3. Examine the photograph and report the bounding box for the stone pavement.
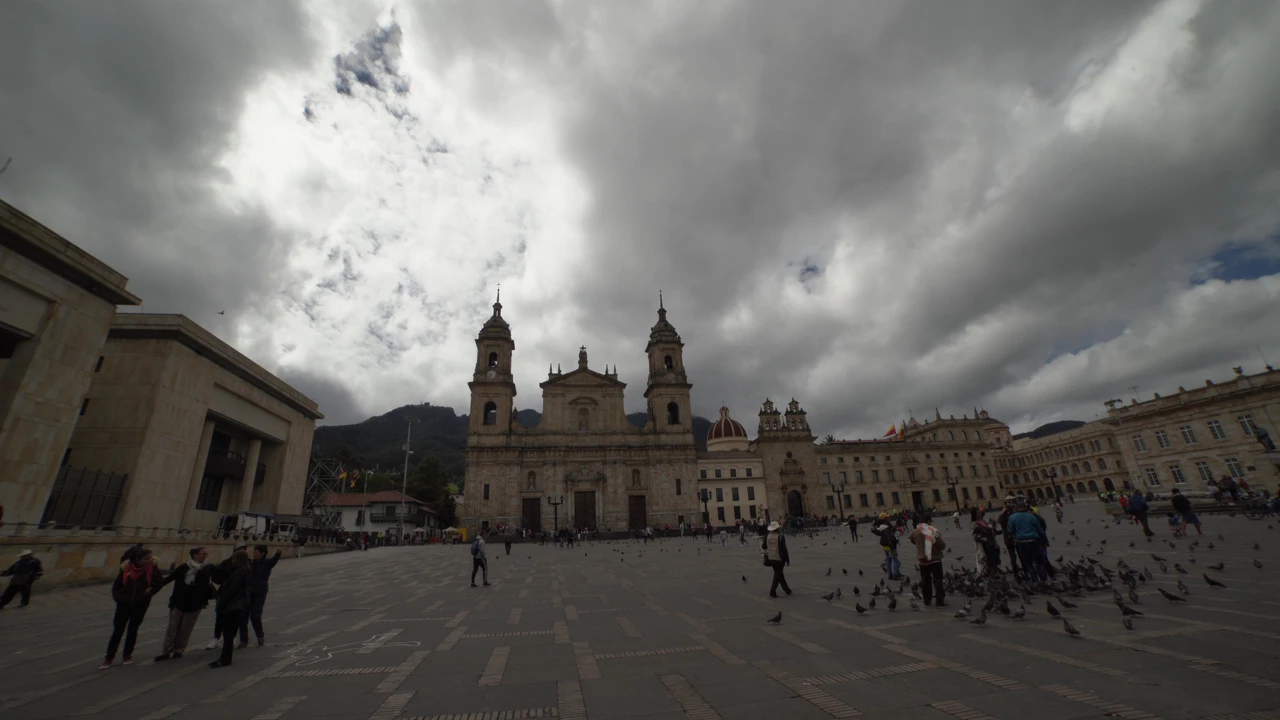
[2,505,1279,720]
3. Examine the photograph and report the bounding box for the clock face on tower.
[486,370,498,379]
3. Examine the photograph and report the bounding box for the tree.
[405,454,456,526]
[821,434,837,445]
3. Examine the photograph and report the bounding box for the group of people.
[99,543,281,670]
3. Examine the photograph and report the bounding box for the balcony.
[204,449,246,480]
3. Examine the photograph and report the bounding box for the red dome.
[707,406,748,442]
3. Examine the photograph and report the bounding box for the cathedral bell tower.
[643,294,692,433]
[468,291,517,433]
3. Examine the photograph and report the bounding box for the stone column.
[237,438,263,512]
[181,419,217,529]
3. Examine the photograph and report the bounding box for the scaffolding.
[305,458,344,528]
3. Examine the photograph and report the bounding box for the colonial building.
[1001,421,1133,500]
[317,490,436,534]
[696,407,766,525]
[462,297,702,534]
[1099,367,1280,491]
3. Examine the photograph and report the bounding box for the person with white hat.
[760,521,792,597]
[1,550,43,609]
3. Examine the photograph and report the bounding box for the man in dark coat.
[101,549,165,668]
[239,545,282,647]
[153,547,214,660]
[1,550,43,609]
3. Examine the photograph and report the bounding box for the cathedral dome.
[707,406,750,451]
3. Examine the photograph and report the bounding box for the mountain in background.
[1011,419,1086,441]
[312,404,715,480]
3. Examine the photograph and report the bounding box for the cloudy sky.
[3,0,1279,439]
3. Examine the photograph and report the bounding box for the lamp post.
[824,476,847,519]
[1044,468,1063,502]
[400,418,418,540]
[699,489,711,527]
[547,495,564,533]
[946,476,960,513]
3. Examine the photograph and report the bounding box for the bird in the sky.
[767,612,782,624]
[217,310,225,315]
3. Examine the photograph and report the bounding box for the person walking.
[100,548,164,669]
[719,529,728,549]
[873,513,902,580]
[0,550,43,609]
[1127,489,1155,539]
[847,517,858,542]
[209,549,251,668]
[239,545,282,648]
[153,547,214,661]
[470,535,490,587]
[205,543,247,650]
[1170,489,1202,535]
[761,521,792,597]
[1006,499,1049,582]
[909,514,947,607]
[995,497,1020,575]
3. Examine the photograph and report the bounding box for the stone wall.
[0,525,343,590]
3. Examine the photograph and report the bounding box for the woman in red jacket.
[100,548,165,669]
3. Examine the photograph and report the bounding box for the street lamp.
[1044,468,1063,502]
[824,476,847,519]
[547,495,564,533]
[699,489,711,527]
[946,476,960,513]
[400,418,419,540]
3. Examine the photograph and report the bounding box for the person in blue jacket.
[1127,489,1154,539]
[1005,499,1049,581]
[238,545,282,647]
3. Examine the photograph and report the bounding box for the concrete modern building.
[1100,367,1280,491]
[61,314,323,530]
[317,491,436,535]
[0,200,141,525]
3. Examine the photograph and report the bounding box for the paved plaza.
[3,504,1280,720]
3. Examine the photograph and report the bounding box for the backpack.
[470,540,481,556]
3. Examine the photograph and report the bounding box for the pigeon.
[1123,616,1134,631]
[970,611,988,627]
[742,575,747,583]
[1058,597,1078,610]
[853,586,861,596]
[954,607,969,619]
[869,598,877,610]
[888,595,898,611]
[1218,534,1225,541]
[1128,589,1140,604]
[1174,564,1188,574]
[858,569,864,576]
[1063,618,1081,637]
[767,612,782,624]
[1204,574,1226,588]
[822,592,835,602]
[842,568,848,575]
[826,568,832,576]
[1158,588,1186,602]
[1254,543,1262,551]
[1207,543,1216,550]
[836,588,843,599]
[1207,563,1225,571]
[1010,606,1026,620]
[1046,601,1063,618]
[1113,588,1124,603]
[1116,601,1144,617]
[855,603,868,615]
[1177,579,1190,594]
[910,598,921,611]
[1152,554,1167,562]
[1254,559,1263,570]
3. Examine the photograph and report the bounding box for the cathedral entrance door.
[522,497,542,533]
[573,490,597,531]
[628,495,647,531]
[786,490,804,519]
[911,491,924,511]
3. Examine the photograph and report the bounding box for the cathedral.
[461,295,1016,536]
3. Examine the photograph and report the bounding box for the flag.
[882,423,896,438]
[349,478,356,489]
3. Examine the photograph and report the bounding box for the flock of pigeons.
[762,519,1266,636]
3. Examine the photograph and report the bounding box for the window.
[1133,434,1147,451]
[927,467,936,479]
[1207,420,1226,440]
[891,492,900,505]
[875,492,885,506]
[676,478,682,495]
[716,507,725,522]
[907,468,917,482]
[1239,414,1257,435]
[970,465,978,477]
[871,470,880,483]
[989,485,997,498]
[961,487,970,500]
[729,468,737,478]
[94,355,105,372]
[483,483,490,500]
[976,486,984,499]
[747,487,756,501]
[1225,458,1245,478]
[942,467,950,479]
[837,457,845,464]
[984,465,991,476]
[948,431,954,440]
[956,466,964,478]
[855,471,864,483]
[746,468,753,477]
[666,402,680,425]
[355,510,365,526]
[1144,468,1160,486]
[749,505,757,518]
[1071,463,1080,475]
[678,515,686,525]
[843,494,852,508]
[887,469,895,482]
[859,493,869,507]
[79,399,89,416]
[483,401,497,425]
[715,468,722,478]
[664,354,674,369]
[962,431,968,440]
[733,505,742,520]
[823,472,830,484]
[1195,461,1213,483]
[1098,458,1108,470]
[932,489,942,502]
[715,488,724,502]
[1169,465,1186,484]
[1082,461,1091,472]
[700,469,707,479]
[488,351,499,368]
[821,457,828,464]
[826,495,836,509]
[196,475,223,512]
[1180,425,1197,444]
[1155,430,1171,449]
[839,471,847,483]
[731,487,740,501]
[947,488,956,500]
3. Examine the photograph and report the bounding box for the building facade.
[696,407,766,525]
[1001,421,1134,500]
[1100,367,1280,491]
[317,490,436,534]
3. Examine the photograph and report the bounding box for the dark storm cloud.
[0,1,318,325]
[276,367,362,426]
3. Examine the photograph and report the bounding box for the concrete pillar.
[181,419,217,529]
[237,438,262,512]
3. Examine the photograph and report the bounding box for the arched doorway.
[1087,480,1098,492]
[787,490,804,518]
[1034,487,1044,499]
[1122,480,1132,490]
[1103,477,1115,491]
[1076,482,1086,493]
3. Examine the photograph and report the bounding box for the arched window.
[578,407,590,431]
[526,471,536,490]
[1035,487,1045,499]
[1071,463,1080,475]
[1097,458,1108,470]
[1060,464,1069,477]
[667,402,680,425]
[632,469,642,488]
[1082,461,1092,473]
[961,431,968,440]
[1076,482,1086,493]
[1086,479,1098,492]
[948,431,954,441]
[483,401,497,425]
[1022,472,1029,483]
[664,354,674,370]
[1103,477,1115,491]
[488,351,498,368]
